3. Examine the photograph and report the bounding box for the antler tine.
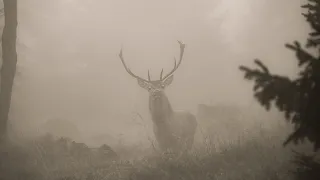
[119,48,149,82]
[148,70,151,81]
[160,69,164,80]
[161,40,185,80]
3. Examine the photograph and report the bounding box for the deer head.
[119,40,185,119]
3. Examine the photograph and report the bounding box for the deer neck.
[149,92,173,124]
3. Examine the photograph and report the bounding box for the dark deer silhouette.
[118,41,197,153]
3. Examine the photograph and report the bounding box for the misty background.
[7,0,309,146]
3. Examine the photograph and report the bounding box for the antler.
[119,49,150,82]
[160,40,186,80]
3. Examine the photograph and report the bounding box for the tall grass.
[1,113,319,180]
[1,121,318,180]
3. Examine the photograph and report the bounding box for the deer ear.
[163,75,174,87]
[137,79,149,90]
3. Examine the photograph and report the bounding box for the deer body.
[118,41,197,152]
[148,90,197,151]
[152,110,197,151]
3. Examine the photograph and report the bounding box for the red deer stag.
[118,41,197,153]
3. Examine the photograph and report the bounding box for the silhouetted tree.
[0,0,17,143]
[291,150,320,180]
[239,0,320,151]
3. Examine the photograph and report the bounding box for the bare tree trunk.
[0,0,17,143]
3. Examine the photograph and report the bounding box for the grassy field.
[0,122,319,180]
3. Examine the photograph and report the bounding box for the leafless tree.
[0,0,17,143]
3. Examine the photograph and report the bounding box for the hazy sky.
[8,0,309,139]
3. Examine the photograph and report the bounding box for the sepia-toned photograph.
[0,0,319,179]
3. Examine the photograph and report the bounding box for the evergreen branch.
[285,41,318,66]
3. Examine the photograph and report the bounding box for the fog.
[8,0,308,145]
